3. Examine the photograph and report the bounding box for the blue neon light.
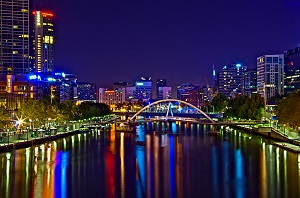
[236,64,242,67]
[29,75,37,80]
[47,77,56,82]
[136,82,144,86]
[62,73,66,78]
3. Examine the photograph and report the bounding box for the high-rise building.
[32,11,54,72]
[157,86,172,100]
[77,82,96,102]
[217,63,247,98]
[134,77,152,100]
[156,79,166,99]
[242,68,257,96]
[257,54,284,101]
[0,0,31,74]
[177,83,204,107]
[284,47,300,95]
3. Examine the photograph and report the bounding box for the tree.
[277,90,300,129]
[225,94,264,120]
[0,105,10,130]
[211,93,228,112]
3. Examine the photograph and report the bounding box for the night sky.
[35,0,300,88]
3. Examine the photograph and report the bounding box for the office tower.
[77,82,96,102]
[284,47,300,95]
[217,63,247,98]
[98,88,126,106]
[257,54,284,101]
[0,0,31,74]
[156,79,166,99]
[32,11,54,72]
[157,86,172,100]
[134,77,152,100]
[177,83,204,107]
[242,68,257,96]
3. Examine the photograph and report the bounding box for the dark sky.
[35,0,300,88]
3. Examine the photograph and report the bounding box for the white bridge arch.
[129,99,215,123]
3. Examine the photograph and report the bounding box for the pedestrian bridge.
[129,99,216,123]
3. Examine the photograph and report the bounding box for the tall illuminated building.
[217,63,247,98]
[0,0,31,74]
[32,11,54,72]
[284,47,300,95]
[257,54,284,101]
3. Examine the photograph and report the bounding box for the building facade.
[177,83,204,107]
[257,54,284,101]
[98,88,126,106]
[32,11,54,73]
[77,82,96,102]
[284,47,300,95]
[134,77,152,100]
[242,68,257,96]
[217,63,248,98]
[0,0,31,74]
[157,86,172,100]
[156,79,166,99]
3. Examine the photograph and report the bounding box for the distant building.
[217,63,247,98]
[242,68,257,96]
[177,83,204,107]
[257,54,284,101]
[284,47,300,95]
[113,81,128,90]
[157,86,172,100]
[156,79,166,99]
[0,0,31,74]
[77,82,96,102]
[32,11,54,73]
[134,77,152,100]
[98,88,126,106]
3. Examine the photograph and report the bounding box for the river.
[0,122,300,198]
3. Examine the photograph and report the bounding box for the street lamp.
[283,124,286,135]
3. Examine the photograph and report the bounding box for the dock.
[273,142,300,153]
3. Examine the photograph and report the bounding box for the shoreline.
[0,130,88,153]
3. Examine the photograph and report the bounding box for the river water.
[0,122,300,198]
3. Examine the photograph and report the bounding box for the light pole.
[284,124,286,135]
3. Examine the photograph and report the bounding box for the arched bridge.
[129,99,216,123]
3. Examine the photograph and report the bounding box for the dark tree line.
[211,93,265,120]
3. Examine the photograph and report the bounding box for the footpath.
[0,129,87,153]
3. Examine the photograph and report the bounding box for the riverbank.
[232,125,300,146]
[0,130,88,153]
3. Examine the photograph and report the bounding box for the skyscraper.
[134,77,152,100]
[217,63,247,98]
[0,0,31,74]
[284,47,300,95]
[156,79,166,99]
[32,11,54,72]
[257,54,284,101]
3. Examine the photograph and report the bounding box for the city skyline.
[36,0,300,88]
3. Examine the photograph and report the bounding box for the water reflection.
[0,123,300,197]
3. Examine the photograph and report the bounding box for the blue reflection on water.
[55,151,69,198]
[136,146,146,197]
[172,122,177,133]
[212,146,219,198]
[136,125,146,142]
[235,149,244,198]
[169,135,175,198]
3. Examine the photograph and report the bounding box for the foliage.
[277,90,300,128]
[225,94,264,120]
[76,102,111,120]
[0,105,10,130]
[211,93,228,112]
